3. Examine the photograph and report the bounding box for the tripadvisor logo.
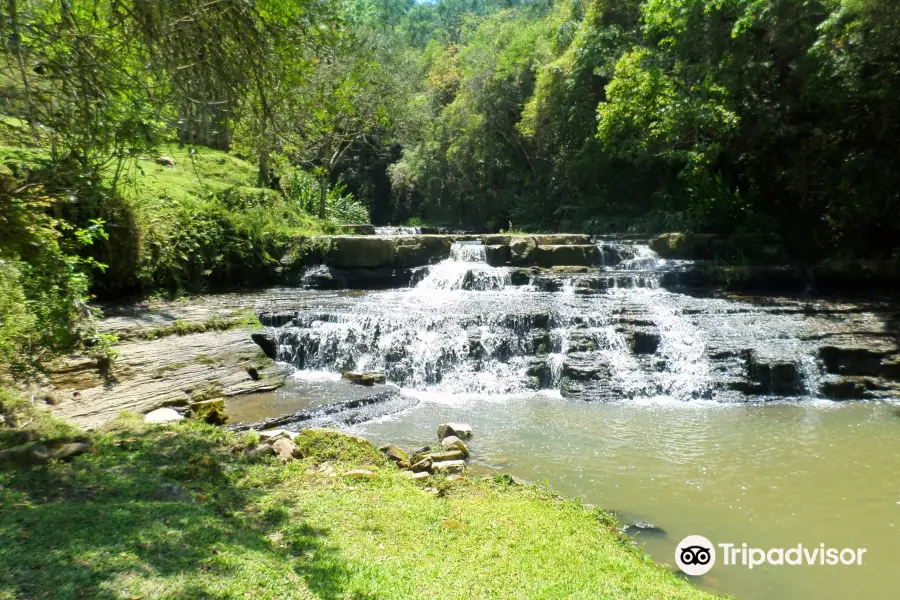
[675,535,867,576]
[676,535,716,576]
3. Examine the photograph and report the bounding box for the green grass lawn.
[0,419,718,600]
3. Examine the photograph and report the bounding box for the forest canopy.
[4,0,899,253]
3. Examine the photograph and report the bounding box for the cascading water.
[260,237,854,401]
[416,241,510,291]
[266,239,818,401]
[374,226,423,235]
[243,237,900,600]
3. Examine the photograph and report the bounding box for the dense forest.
[2,0,900,369]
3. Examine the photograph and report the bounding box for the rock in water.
[426,450,465,462]
[144,408,184,423]
[190,398,228,425]
[432,460,466,474]
[623,521,667,538]
[326,236,398,268]
[742,350,804,395]
[251,332,278,360]
[630,331,661,355]
[440,436,469,457]
[437,423,473,440]
[410,457,433,472]
[341,371,387,386]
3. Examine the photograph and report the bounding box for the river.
[228,238,900,599]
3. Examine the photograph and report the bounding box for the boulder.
[509,237,538,265]
[440,436,469,458]
[623,521,667,538]
[742,350,804,395]
[326,236,397,268]
[437,423,473,440]
[247,443,276,461]
[426,450,466,462]
[250,332,278,360]
[272,437,303,462]
[629,331,661,355]
[341,371,387,386]
[535,245,598,267]
[410,457,433,472]
[259,428,298,441]
[344,469,376,479]
[509,268,532,286]
[394,236,453,267]
[482,235,513,246]
[409,447,432,464]
[431,459,465,474]
[379,444,409,463]
[144,408,184,423]
[818,346,893,378]
[190,398,228,425]
[484,244,510,267]
[526,358,552,389]
[406,470,430,480]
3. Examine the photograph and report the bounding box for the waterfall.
[416,241,510,291]
[265,239,824,402]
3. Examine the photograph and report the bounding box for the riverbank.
[0,412,717,600]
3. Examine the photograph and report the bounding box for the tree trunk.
[257,148,269,187]
[318,171,328,220]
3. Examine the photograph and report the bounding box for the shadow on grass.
[0,424,365,600]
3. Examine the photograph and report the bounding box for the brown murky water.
[233,239,900,599]
[230,384,900,599]
[353,394,900,600]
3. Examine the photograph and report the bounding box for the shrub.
[0,162,107,373]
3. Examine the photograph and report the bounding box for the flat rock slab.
[48,329,289,430]
[231,390,416,432]
[35,291,328,430]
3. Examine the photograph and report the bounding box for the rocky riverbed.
[31,235,900,431]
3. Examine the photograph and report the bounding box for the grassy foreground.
[0,416,716,600]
